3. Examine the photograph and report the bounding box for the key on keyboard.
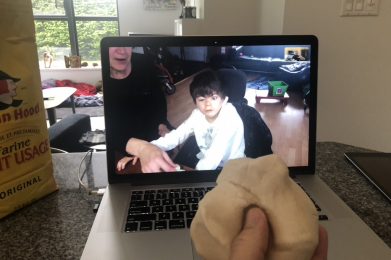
[296,181,329,221]
[125,186,213,232]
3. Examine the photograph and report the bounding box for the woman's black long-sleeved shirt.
[104,53,169,156]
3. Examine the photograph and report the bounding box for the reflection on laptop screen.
[101,36,317,181]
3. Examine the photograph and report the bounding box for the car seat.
[217,68,273,158]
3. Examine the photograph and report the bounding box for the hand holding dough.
[190,155,319,260]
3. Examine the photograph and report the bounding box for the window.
[32,0,119,68]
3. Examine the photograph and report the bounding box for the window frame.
[33,0,119,59]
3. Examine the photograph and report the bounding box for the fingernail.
[245,207,263,226]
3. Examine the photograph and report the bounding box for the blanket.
[42,79,103,107]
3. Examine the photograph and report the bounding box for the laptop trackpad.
[90,230,194,259]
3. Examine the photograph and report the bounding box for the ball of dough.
[190,155,319,260]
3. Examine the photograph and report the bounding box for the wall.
[118,0,260,36]
[282,0,391,152]
[118,0,181,35]
[40,68,101,85]
[177,0,260,35]
[258,0,285,34]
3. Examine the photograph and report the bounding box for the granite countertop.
[316,142,390,247]
[0,142,390,259]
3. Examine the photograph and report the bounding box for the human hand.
[138,143,177,173]
[230,207,269,260]
[230,207,328,260]
[158,124,170,137]
[126,138,176,173]
[116,156,138,171]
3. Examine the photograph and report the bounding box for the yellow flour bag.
[0,0,58,218]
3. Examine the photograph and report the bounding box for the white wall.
[282,0,391,152]
[118,0,182,35]
[258,0,285,34]
[40,68,101,85]
[118,0,260,36]
[177,0,260,35]
[199,0,259,35]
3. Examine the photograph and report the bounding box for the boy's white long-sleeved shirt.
[151,102,245,170]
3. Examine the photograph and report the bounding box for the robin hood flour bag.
[0,0,58,218]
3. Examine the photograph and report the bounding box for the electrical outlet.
[341,0,380,16]
[341,0,355,16]
[355,0,364,10]
[364,0,380,15]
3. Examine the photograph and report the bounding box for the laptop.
[345,152,391,201]
[81,35,391,259]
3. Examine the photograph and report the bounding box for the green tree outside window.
[32,0,119,68]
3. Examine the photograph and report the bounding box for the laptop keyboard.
[125,187,214,232]
[125,183,328,233]
[296,181,329,221]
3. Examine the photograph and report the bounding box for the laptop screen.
[101,35,318,184]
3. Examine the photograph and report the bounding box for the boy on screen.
[126,69,245,172]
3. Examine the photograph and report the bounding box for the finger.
[132,156,138,165]
[153,157,175,172]
[116,162,123,171]
[312,225,328,260]
[141,164,153,173]
[141,157,164,173]
[119,162,125,171]
[162,152,176,168]
[143,155,175,173]
[117,158,125,171]
[143,152,175,173]
[230,207,269,260]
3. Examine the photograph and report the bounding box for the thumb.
[162,151,176,168]
[230,207,269,260]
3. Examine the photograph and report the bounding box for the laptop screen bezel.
[100,35,318,185]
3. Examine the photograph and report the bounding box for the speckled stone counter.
[0,152,102,260]
[316,142,390,247]
[0,142,390,259]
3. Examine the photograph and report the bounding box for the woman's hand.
[126,138,176,173]
[116,156,138,171]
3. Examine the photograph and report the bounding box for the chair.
[48,114,91,153]
[217,68,273,158]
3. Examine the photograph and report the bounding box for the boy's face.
[195,93,226,123]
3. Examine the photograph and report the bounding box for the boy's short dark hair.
[189,69,226,102]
